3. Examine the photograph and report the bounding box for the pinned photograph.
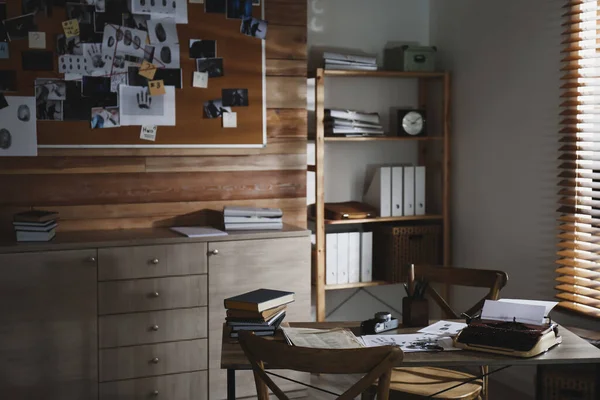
[57,34,82,55]
[58,54,90,74]
[3,13,37,41]
[95,0,106,12]
[204,99,231,119]
[91,106,120,128]
[82,76,111,97]
[148,18,178,44]
[119,85,176,126]
[0,42,8,59]
[222,88,248,107]
[226,0,252,19]
[22,0,47,15]
[189,39,216,59]
[66,3,94,25]
[154,44,180,68]
[132,0,177,16]
[122,13,149,32]
[35,83,63,121]
[196,57,223,78]
[205,0,226,14]
[241,16,267,39]
[35,79,67,101]
[0,70,17,92]
[83,43,109,74]
[101,24,147,64]
[127,66,182,89]
[0,96,37,156]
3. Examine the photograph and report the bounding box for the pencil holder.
[402,297,429,327]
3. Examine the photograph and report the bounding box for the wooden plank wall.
[0,0,307,236]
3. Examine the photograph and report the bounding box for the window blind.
[558,0,600,318]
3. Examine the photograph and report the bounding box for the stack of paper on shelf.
[223,206,283,231]
[325,109,384,137]
[224,288,294,339]
[323,51,378,71]
[13,210,59,242]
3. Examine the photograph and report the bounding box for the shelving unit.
[311,68,451,322]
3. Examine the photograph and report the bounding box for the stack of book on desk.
[325,109,384,137]
[224,206,283,231]
[323,51,378,71]
[225,289,294,339]
[13,210,59,242]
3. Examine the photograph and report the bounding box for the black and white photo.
[66,3,94,24]
[241,16,267,39]
[132,0,177,16]
[147,19,178,45]
[222,88,248,107]
[226,0,251,19]
[205,0,226,14]
[35,83,63,121]
[122,13,149,32]
[95,0,106,12]
[0,96,37,156]
[204,99,231,119]
[189,39,216,59]
[101,24,147,67]
[22,0,47,14]
[0,70,17,92]
[3,13,36,41]
[154,44,180,68]
[35,79,66,101]
[119,85,176,126]
[82,76,111,97]
[83,43,108,73]
[58,54,89,74]
[91,106,120,128]
[196,57,223,78]
[57,34,82,55]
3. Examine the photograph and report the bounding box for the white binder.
[348,232,361,283]
[363,166,391,217]
[337,233,349,284]
[391,166,404,217]
[403,166,415,216]
[326,233,338,285]
[360,231,373,282]
[415,166,426,215]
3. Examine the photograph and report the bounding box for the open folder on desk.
[280,327,364,349]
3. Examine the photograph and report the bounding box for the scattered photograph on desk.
[3,13,37,41]
[204,99,231,119]
[57,34,83,55]
[0,71,17,92]
[189,39,216,59]
[222,88,248,107]
[205,0,226,14]
[240,16,267,39]
[226,0,252,19]
[91,106,120,129]
[35,79,66,101]
[66,3,94,25]
[196,57,223,78]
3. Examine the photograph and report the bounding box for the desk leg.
[227,369,236,400]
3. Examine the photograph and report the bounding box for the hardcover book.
[224,288,294,312]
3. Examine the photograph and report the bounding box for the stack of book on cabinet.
[225,289,294,339]
[323,51,377,71]
[223,206,283,231]
[325,109,384,137]
[13,210,59,242]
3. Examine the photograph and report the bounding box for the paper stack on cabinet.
[323,51,378,71]
[325,231,373,284]
[13,210,59,242]
[325,109,384,137]
[224,206,283,231]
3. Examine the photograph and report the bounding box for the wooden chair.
[373,265,509,400]
[238,330,404,400]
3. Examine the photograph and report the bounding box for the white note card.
[223,112,237,128]
[28,32,46,49]
[481,299,546,326]
[193,71,208,88]
[140,125,158,141]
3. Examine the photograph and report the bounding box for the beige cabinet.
[0,249,98,400]
[208,236,311,400]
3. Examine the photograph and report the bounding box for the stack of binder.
[363,165,426,217]
[224,289,294,338]
[326,232,372,285]
[223,206,283,231]
[325,109,384,137]
[323,51,378,71]
[13,210,59,242]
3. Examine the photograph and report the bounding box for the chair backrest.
[412,264,509,319]
[238,330,403,400]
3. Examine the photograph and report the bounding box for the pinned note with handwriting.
[148,80,165,96]
[28,32,46,49]
[139,60,157,80]
[62,19,80,38]
[140,126,158,141]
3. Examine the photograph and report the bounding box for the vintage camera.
[360,312,399,335]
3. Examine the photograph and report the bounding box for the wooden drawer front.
[98,243,207,281]
[99,307,207,348]
[99,276,207,315]
[99,339,207,382]
[99,371,207,400]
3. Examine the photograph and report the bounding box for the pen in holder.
[402,271,429,327]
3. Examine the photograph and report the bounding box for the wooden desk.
[220,321,600,400]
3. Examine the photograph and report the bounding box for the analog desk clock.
[397,109,426,137]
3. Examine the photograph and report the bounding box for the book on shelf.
[325,118,383,130]
[13,221,58,232]
[323,51,377,65]
[226,304,287,320]
[223,206,283,218]
[13,210,59,223]
[324,63,378,71]
[224,215,283,224]
[229,312,286,332]
[227,309,287,327]
[327,127,385,135]
[325,109,380,125]
[225,221,283,231]
[229,329,277,338]
[224,288,295,312]
[16,229,56,242]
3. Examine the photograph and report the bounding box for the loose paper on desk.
[498,299,559,317]
[418,320,467,337]
[360,334,459,352]
[481,299,546,326]
[281,327,364,349]
[170,226,228,238]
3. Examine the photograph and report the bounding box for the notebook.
[224,288,295,312]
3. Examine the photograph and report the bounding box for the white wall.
[307,0,430,321]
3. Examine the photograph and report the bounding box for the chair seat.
[388,367,482,400]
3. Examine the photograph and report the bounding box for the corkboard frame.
[6,1,267,149]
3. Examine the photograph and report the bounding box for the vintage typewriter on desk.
[454,317,562,358]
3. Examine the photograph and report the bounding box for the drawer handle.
[151,258,159,265]
[88,257,97,263]
[152,390,159,396]
[150,292,160,298]
[209,249,219,256]
[150,324,159,332]
[150,357,160,364]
